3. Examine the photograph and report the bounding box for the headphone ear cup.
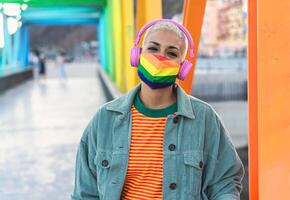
[130,47,142,67]
[178,60,192,80]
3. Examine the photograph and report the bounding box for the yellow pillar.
[136,0,162,32]
[132,0,162,87]
[248,0,290,199]
[111,0,125,91]
[122,0,135,91]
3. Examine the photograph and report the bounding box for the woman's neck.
[139,82,176,109]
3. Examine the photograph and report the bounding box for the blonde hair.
[142,21,189,59]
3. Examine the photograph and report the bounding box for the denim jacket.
[71,84,244,200]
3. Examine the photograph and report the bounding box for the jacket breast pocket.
[94,151,113,195]
[183,151,204,198]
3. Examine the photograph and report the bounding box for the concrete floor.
[0,62,106,200]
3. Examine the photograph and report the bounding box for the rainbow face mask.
[137,53,180,89]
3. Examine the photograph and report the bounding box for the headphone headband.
[134,19,194,59]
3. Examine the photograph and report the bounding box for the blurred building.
[199,0,220,57]
[199,0,247,58]
[218,0,247,57]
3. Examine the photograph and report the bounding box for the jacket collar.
[106,83,195,119]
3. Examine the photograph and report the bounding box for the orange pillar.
[178,0,207,94]
[248,0,290,199]
[248,0,259,199]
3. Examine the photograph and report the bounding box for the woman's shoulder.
[187,94,216,115]
[87,93,130,124]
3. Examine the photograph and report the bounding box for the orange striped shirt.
[121,105,167,200]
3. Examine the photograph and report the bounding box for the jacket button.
[199,161,203,169]
[173,116,179,124]
[169,183,177,190]
[102,160,109,167]
[168,144,176,151]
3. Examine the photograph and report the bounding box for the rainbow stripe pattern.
[137,53,180,89]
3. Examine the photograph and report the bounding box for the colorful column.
[101,0,114,79]
[111,0,125,91]
[98,15,106,71]
[248,0,258,198]
[121,0,135,91]
[178,0,207,94]
[1,14,12,75]
[13,28,21,71]
[248,0,290,199]
[22,25,30,68]
[133,0,162,88]
[135,0,162,32]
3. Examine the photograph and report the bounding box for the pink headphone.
[130,19,195,80]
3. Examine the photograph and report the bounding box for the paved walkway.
[0,62,106,200]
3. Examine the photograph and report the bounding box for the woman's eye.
[148,47,158,51]
[167,52,178,58]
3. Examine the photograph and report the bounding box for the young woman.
[72,19,244,200]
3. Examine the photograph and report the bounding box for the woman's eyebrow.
[149,41,160,46]
[168,46,180,51]
[149,41,179,51]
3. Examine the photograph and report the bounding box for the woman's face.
[142,29,184,64]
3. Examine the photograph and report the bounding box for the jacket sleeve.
[71,119,99,200]
[208,144,244,200]
[205,107,245,200]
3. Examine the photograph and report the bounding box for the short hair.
[142,21,189,59]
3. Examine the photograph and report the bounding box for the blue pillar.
[18,25,29,68]
[98,12,106,70]
[23,25,30,67]
[1,15,9,75]
[5,18,13,71]
[13,28,21,72]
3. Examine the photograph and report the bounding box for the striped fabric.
[139,53,180,76]
[137,53,179,89]
[121,105,167,200]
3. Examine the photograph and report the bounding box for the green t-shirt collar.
[134,93,177,118]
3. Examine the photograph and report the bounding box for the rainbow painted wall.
[0,0,166,92]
